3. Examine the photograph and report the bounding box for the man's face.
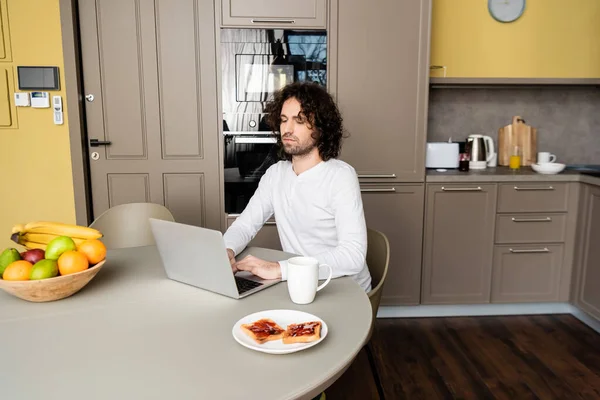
[280,97,317,157]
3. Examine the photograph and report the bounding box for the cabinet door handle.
[509,248,550,253]
[513,186,554,191]
[251,19,295,24]
[357,174,397,178]
[360,188,396,193]
[441,186,482,192]
[511,217,552,222]
[234,137,277,144]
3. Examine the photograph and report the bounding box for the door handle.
[90,139,112,147]
[511,217,552,222]
[360,188,396,193]
[251,19,295,24]
[509,248,550,253]
[441,186,482,191]
[357,174,397,178]
[513,186,554,191]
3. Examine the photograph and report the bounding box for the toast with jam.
[241,318,285,344]
[282,321,322,344]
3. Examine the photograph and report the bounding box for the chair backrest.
[89,203,176,249]
[366,228,390,322]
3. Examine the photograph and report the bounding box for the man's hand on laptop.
[227,248,237,274]
[234,255,282,280]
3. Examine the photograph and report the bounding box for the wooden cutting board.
[498,116,537,166]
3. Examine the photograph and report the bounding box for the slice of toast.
[241,318,285,344]
[282,321,322,344]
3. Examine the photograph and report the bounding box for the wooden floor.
[326,314,600,400]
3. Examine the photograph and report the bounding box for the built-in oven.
[221,28,328,214]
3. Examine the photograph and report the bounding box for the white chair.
[89,203,175,249]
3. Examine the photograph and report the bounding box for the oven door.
[223,135,279,214]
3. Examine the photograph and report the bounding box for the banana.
[11,224,25,234]
[20,221,102,240]
[19,240,47,251]
[10,221,103,251]
[20,233,86,247]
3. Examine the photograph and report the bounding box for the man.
[223,82,372,292]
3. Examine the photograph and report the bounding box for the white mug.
[286,256,333,305]
[538,152,557,164]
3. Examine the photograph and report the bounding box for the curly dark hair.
[264,82,345,161]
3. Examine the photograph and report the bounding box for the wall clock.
[488,0,526,23]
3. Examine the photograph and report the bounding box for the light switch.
[31,91,50,108]
[14,92,30,107]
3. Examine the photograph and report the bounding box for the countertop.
[426,166,600,186]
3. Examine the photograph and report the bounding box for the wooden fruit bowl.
[0,260,106,302]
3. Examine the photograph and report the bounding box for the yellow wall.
[430,0,600,78]
[0,0,75,250]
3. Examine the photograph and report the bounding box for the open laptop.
[149,218,296,299]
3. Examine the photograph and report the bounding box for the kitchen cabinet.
[332,0,431,183]
[497,183,569,213]
[226,216,282,252]
[429,0,600,79]
[421,184,497,304]
[0,0,12,61]
[361,184,424,305]
[220,0,327,28]
[574,184,600,321]
[491,244,564,303]
[492,182,576,303]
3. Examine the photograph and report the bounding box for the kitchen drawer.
[491,244,563,303]
[497,183,569,213]
[495,213,567,244]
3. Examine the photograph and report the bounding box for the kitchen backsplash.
[427,87,600,165]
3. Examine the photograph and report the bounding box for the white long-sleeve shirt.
[223,159,372,292]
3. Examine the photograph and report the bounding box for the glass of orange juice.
[509,146,521,170]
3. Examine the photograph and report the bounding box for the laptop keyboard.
[235,276,263,294]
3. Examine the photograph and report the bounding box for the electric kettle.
[466,134,496,170]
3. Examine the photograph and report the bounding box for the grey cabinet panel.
[334,0,430,182]
[361,184,424,305]
[497,183,569,213]
[492,244,563,303]
[163,173,206,227]
[221,0,327,28]
[495,213,567,244]
[156,0,205,159]
[422,184,497,304]
[107,173,150,207]
[226,217,282,251]
[578,185,600,320]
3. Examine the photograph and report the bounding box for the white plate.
[232,309,328,355]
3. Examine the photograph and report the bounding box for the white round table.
[0,245,372,400]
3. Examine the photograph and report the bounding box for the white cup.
[538,152,557,164]
[286,256,333,305]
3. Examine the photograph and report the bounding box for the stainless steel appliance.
[221,28,328,213]
[466,134,496,170]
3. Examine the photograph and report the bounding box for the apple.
[21,249,45,264]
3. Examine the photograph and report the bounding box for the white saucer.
[232,309,328,355]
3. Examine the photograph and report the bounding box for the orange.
[77,239,107,264]
[57,251,89,276]
[3,260,33,281]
